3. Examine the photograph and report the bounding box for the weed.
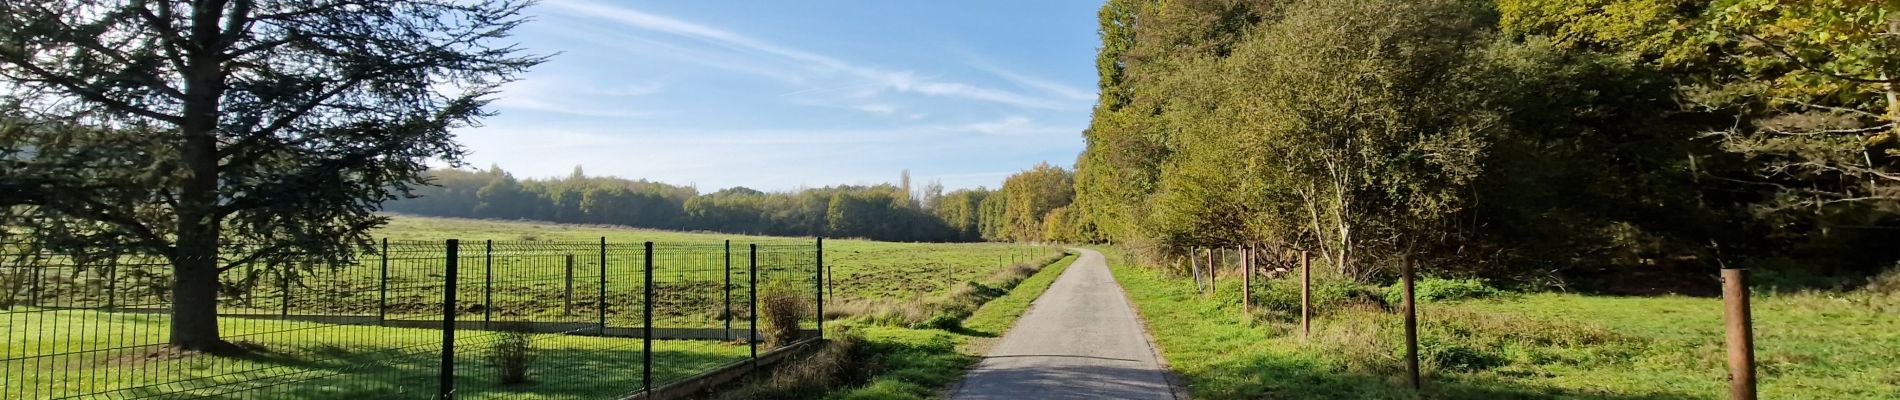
[489,324,536,385]
[760,279,810,347]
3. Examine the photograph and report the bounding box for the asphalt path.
[951,248,1175,400]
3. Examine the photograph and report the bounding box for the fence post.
[749,243,759,367]
[1402,255,1420,390]
[281,266,292,317]
[1723,268,1757,400]
[1189,246,1202,291]
[29,265,42,306]
[724,240,732,341]
[483,240,493,328]
[440,239,460,399]
[816,237,825,340]
[643,242,654,393]
[564,254,575,316]
[105,258,118,310]
[1301,250,1311,340]
[599,237,608,335]
[379,238,389,323]
[1209,247,1217,295]
[1243,246,1252,313]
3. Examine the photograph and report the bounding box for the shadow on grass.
[117,339,745,400]
[1188,351,1704,400]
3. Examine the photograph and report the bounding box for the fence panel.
[1,238,822,399]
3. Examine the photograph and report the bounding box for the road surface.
[951,248,1176,400]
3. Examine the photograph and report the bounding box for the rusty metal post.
[1301,250,1311,339]
[1402,256,1419,390]
[1723,268,1757,400]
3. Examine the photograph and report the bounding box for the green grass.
[1101,248,1900,399]
[5,216,1068,399]
[377,215,1066,304]
[791,253,1080,400]
[4,308,746,399]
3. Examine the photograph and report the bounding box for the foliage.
[1079,0,1900,288]
[0,0,542,350]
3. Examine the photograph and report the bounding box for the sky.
[458,0,1104,192]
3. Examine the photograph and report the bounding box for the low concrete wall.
[620,337,824,400]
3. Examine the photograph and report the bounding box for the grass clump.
[1381,277,1502,305]
[488,326,537,385]
[760,279,811,348]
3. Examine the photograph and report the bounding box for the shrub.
[760,279,810,347]
[1383,278,1502,305]
[489,327,536,385]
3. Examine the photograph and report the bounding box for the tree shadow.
[116,336,747,400]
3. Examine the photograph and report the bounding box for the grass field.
[377,215,1064,304]
[1101,248,1900,399]
[2,216,1065,399]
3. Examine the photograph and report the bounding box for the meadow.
[1100,248,1900,399]
[1,215,1062,399]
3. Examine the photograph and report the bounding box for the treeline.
[1069,0,1900,290]
[384,165,1082,243]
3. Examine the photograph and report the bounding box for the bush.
[489,327,536,385]
[1383,278,1502,305]
[760,279,811,347]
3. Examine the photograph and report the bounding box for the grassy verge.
[717,252,1080,400]
[1102,248,1900,399]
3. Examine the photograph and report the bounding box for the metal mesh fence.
[0,238,823,399]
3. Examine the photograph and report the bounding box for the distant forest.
[383,163,1086,243]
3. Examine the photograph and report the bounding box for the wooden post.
[1402,256,1420,390]
[1189,246,1202,291]
[1300,250,1311,339]
[1243,246,1253,313]
[563,254,575,316]
[1207,247,1216,295]
[1723,268,1757,400]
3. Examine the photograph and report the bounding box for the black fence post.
[816,237,824,340]
[29,265,41,306]
[440,239,460,399]
[105,259,118,310]
[379,238,389,323]
[281,266,292,317]
[483,239,493,328]
[724,240,732,341]
[749,243,759,366]
[599,237,608,334]
[643,241,654,393]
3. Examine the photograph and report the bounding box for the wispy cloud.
[490,78,665,118]
[541,0,1077,110]
[854,104,896,115]
[974,62,1096,102]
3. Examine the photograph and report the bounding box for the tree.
[0,0,541,351]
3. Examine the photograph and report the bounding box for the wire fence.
[0,238,824,399]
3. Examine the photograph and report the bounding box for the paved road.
[951,248,1175,400]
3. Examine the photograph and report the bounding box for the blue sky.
[459,0,1103,192]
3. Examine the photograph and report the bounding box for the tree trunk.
[169,1,233,352]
